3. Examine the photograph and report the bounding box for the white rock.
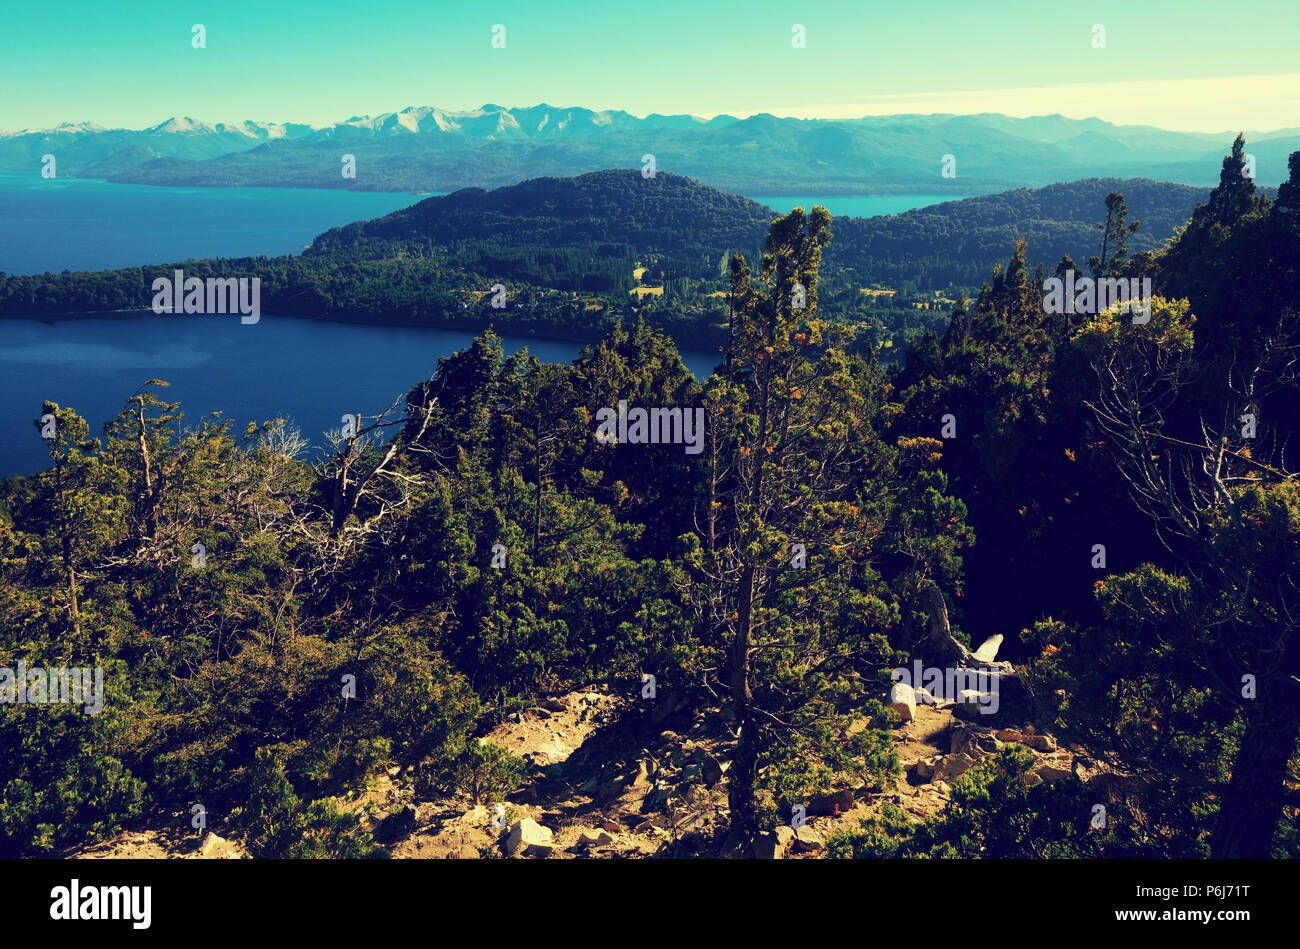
[889,682,917,722]
[793,825,824,853]
[971,634,1004,663]
[505,818,554,857]
[935,752,976,782]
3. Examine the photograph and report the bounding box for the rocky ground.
[64,672,1125,860]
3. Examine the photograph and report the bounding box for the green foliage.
[228,749,381,859]
[3,145,1299,859]
[827,747,1129,858]
[442,742,526,805]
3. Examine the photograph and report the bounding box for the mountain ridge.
[3,106,1295,192]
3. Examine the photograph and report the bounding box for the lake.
[0,313,722,477]
[750,194,970,217]
[0,172,431,276]
[0,177,952,476]
[0,172,964,277]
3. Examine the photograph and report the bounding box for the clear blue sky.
[2,0,1297,132]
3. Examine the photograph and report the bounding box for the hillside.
[308,170,774,274]
[827,177,1218,288]
[6,141,1300,866]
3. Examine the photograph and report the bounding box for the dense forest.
[2,138,1298,859]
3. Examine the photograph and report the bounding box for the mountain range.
[3,105,1297,193]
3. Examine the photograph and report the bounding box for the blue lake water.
[0,172,431,276]
[0,172,963,277]
[0,313,721,476]
[750,194,969,217]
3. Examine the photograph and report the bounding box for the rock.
[577,829,614,848]
[913,756,938,781]
[808,788,854,815]
[414,802,440,825]
[935,753,976,783]
[952,724,1001,756]
[197,832,241,859]
[642,784,672,811]
[505,818,554,857]
[995,728,1056,752]
[682,785,708,805]
[634,815,669,834]
[793,825,824,853]
[540,696,568,712]
[775,825,796,850]
[700,752,724,787]
[374,804,417,842]
[531,707,553,719]
[971,634,1004,664]
[752,831,783,859]
[889,682,916,722]
[845,716,875,737]
[953,689,997,720]
[1035,762,1073,784]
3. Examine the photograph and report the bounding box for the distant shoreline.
[0,306,724,353]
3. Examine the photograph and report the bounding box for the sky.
[2,0,1298,133]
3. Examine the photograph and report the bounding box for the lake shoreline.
[0,306,726,354]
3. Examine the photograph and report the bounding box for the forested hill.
[309,170,1216,291]
[821,177,1213,288]
[309,170,774,267]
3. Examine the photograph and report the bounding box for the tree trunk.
[1210,713,1297,858]
[728,564,757,840]
[135,395,159,540]
[54,456,81,640]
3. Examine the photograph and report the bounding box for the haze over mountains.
[4,104,1296,193]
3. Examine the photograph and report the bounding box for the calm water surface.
[0,313,721,476]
